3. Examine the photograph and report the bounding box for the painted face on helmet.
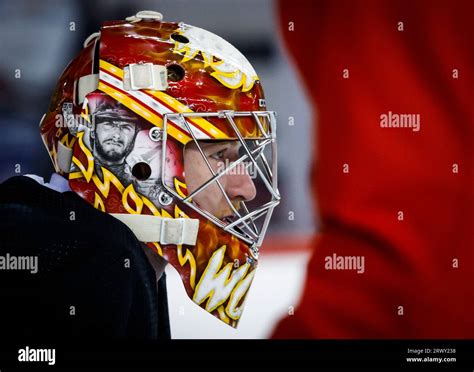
[94,119,136,163]
[39,10,280,328]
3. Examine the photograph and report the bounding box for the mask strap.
[110,213,199,245]
[56,141,73,173]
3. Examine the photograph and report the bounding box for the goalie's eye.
[210,149,226,161]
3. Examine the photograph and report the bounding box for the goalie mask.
[40,11,280,327]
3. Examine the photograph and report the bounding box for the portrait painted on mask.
[68,93,183,211]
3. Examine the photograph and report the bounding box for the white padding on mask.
[110,213,199,245]
[57,141,73,173]
[77,74,99,104]
[123,63,168,91]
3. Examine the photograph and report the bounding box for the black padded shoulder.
[0,176,171,339]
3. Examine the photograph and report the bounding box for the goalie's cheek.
[183,149,208,192]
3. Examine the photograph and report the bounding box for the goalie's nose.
[225,163,257,202]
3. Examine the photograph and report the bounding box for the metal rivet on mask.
[249,244,259,260]
[159,191,173,206]
[149,127,162,142]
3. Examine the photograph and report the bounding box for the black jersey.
[0,176,170,339]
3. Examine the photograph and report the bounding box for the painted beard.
[95,137,134,163]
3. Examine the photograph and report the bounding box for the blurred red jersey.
[272,0,474,338]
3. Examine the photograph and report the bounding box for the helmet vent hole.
[167,64,185,82]
[171,33,189,44]
[132,162,152,180]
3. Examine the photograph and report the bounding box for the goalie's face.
[184,140,257,220]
